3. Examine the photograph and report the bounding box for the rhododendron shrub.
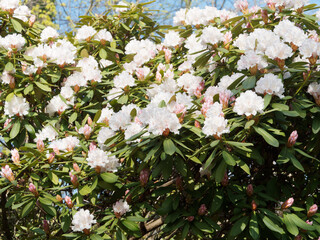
[1,0,320,239]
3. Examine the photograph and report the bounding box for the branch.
[1,191,13,240]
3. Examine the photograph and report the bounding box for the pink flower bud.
[223,31,232,45]
[306,220,313,225]
[87,117,93,126]
[53,146,60,155]
[4,118,12,130]
[37,139,45,152]
[194,120,201,129]
[65,196,73,208]
[156,71,162,82]
[287,131,298,147]
[89,142,97,151]
[307,204,318,218]
[198,204,207,216]
[43,220,50,235]
[56,194,63,202]
[219,91,231,109]
[234,0,249,13]
[47,152,55,164]
[69,171,79,187]
[221,172,229,187]
[251,200,257,211]
[281,197,294,209]
[136,68,145,81]
[29,183,39,197]
[246,184,253,197]
[164,48,172,63]
[73,163,80,172]
[1,165,15,182]
[11,148,20,165]
[29,15,36,27]
[139,169,150,187]
[187,216,194,222]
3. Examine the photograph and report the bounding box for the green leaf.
[122,220,140,232]
[0,185,10,194]
[249,212,259,240]
[99,49,107,59]
[312,117,320,134]
[48,171,59,185]
[215,161,227,183]
[41,204,56,216]
[211,189,223,213]
[79,185,92,196]
[283,214,299,236]
[242,76,256,89]
[35,82,51,92]
[10,121,21,139]
[69,112,78,124]
[5,62,14,71]
[90,234,104,240]
[230,216,249,236]
[253,126,279,147]
[24,84,34,95]
[62,215,71,232]
[264,94,272,109]
[163,139,176,156]
[261,215,285,234]
[287,214,315,231]
[11,18,22,32]
[21,200,35,218]
[222,151,236,166]
[100,172,118,183]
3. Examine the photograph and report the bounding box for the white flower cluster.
[173,6,237,26]
[34,125,58,142]
[233,90,264,117]
[255,73,284,98]
[49,136,80,152]
[71,209,96,232]
[203,103,230,137]
[0,34,26,52]
[4,96,30,117]
[113,199,130,216]
[86,148,120,172]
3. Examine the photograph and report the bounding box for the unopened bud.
[89,142,97,151]
[69,171,79,187]
[251,200,257,211]
[73,162,80,172]
[247,184,253,197]
[162,128,170,137]
[194,120,201,129]
[56,194,63,202]
[307,204,318,218]
[198,204,207,216]
[65,196,73,208]
[11,148,20,165]
[261,9,268,24]
[0,165,15,182]
[47,152,55,164]
[281,197,294,209]
[37,139,45,152]
[139,169,150,187]
[29,183,39,197]
[187,216,194,222]
[29,15,36,27]
[221,172,229,187]
[83,228,90,235]
[43,220,50,235]
[87,117,93,126]
[287,131,298,148]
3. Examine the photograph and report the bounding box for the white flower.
[173,8,187,26]
[65,72,87,87]
[0,34,26,51]
[60,86,74,99]
[206,102,224,118]
[308,82,320,101]
[233,90,264,116]
[114,71,136,89]
[125,39,157,66]
[86,148,120,172]
[0,0,19,11]
[77,56,102,82]
[98,106,114,123]
[255,73,285,98]
[13,5,31,22]
[100,59,113,68]
[45,95,73,116]
[94,29,113,42]
[274,20,307,47]
[139,106,181,135]
[40,27,59,42]
[34,125,58,142]
[299,39,319,58]
[115,1,129,12]
[113,200,130,216]
[49,136,80,152]
[201,26,224,46]
[177,73,203,96]
[124,122,144,140]
[51,39,77,65]
[1,70,15,85]
[109,104,139,131]
[163,31,183,47]
[75,25,97,41]
[97,127,116,148]
[237,51,268,71]
[71,209,96,232]
[203,116,229,137]
[218,73,244,90]
[265,42,293,60]
[4,96,30,117]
